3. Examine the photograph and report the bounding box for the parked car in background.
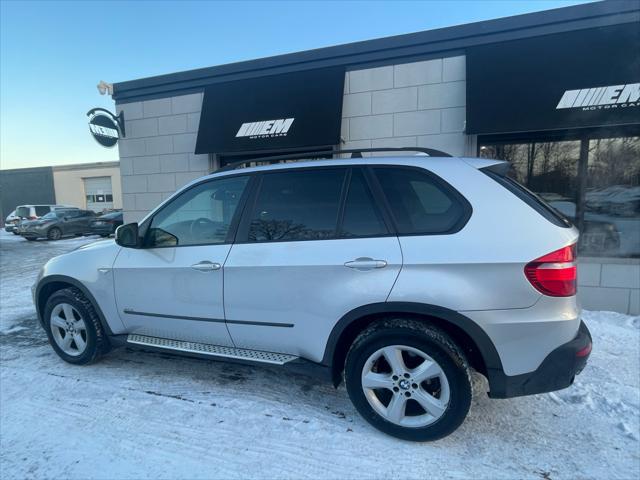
[89,211,123,237]
[14,205,80,237]
[4,210,20,234]
[20,209,96,241]
[14,204,77,221]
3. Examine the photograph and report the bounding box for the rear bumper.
[488,320,592,399]
[90,225,113,235]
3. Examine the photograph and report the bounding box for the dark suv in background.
[89,211,123,237]
[21,209,96,241]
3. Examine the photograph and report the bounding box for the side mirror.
[115,222,140,248]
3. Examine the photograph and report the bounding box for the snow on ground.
[0,230,638,479]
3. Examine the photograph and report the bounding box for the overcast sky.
[0,0,590,170]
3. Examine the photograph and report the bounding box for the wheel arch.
[322,302,504,387]
[36,275,114,336]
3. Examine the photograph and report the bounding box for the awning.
[466,23,640,135]
[195,66,345,155]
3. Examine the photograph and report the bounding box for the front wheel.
[43,287,110,364]
[345,319,472,441]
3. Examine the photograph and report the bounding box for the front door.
[224,167,402,362]
[113,175,250,346]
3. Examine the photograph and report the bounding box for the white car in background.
[4,210,20,234]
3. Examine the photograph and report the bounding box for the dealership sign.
[236,118,295,138]
[87,108,125,148]
[466,24,640,135]
[556,83,639,110]
[195,67,344,154]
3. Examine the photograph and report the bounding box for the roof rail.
[216,147,452,172]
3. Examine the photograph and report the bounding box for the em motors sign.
[235,118,295,138]
[466,24,640,135]
[87,108,125,148]
[195,67,345,154]
[556,83,639,111]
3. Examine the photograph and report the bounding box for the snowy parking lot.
[0,230,638,479]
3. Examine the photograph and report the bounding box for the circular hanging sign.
[88,111,120,148]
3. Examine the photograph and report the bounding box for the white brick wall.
[340,55,471,157]
[116,93,211,223]
[577,258,640,315]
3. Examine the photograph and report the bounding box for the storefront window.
[480,136,640,258]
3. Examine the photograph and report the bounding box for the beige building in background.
[53,161,121,212]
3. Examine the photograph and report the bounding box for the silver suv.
[33,148,591,441]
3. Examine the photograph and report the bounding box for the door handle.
[344,257,387,271]
[191,261,221,272]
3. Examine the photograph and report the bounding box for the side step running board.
[126,334,298,365]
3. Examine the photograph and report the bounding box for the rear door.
[223,167,402,362]
[61,210,84,234]
[77,211,96,233]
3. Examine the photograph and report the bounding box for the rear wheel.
[345,319,472,441]
[47,227,62,241]
[43,287,110,364]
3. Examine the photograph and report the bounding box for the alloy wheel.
[49,303,88,356]
[49,228,61,240]
[361,345,450,428]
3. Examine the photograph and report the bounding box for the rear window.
[482,169,572,228]
[373,167,470,235]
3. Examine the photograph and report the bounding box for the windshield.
[41,212,60,220]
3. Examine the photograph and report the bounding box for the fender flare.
[321,301,504,372]
[35,275,114,336]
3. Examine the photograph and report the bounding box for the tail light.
[524,244,577,297]
[28,216,37,220]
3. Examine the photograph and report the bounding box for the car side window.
[35,206,50,216]
[374,167,467,234]
[340,169,388,238]
[248,169,345,242]
[146,176,249,247]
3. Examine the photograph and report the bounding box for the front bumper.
[22,230,45,239]
[488,320,592,398]
[21,225,50,238]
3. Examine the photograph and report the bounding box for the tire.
[345,318,472,441]
[43,287,110,365]
[47,227,62,241]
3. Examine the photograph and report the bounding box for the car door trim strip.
[123,309,293,328]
